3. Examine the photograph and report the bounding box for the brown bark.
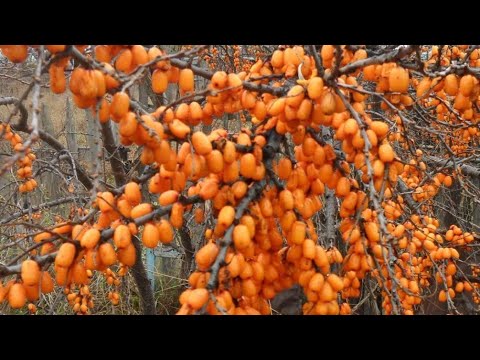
[179,226,194,279]
[130,236,156,315]
[100,120,156,315]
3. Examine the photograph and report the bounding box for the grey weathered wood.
[471,177,480,229]
[65,96,78,157]
[40,103,55,135]
[40,104,60,200]
[85,109,99,171]
[138,80,149,106]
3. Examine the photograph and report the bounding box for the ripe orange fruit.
[370,121,389,138]
[114,225,132,249]
[444,74,458,96]
[291,221,306,245]
[199,179,219,200]
[438,290,447,302]
[187,288,209,310]
[388,67,409,92]
[211,71,228,89]
[22,284,40,303]
[157,219,174,244]
[152,69,169,94]
[170,203,184,228]
[115,49,133,73]
[307,77,324,100]
[302,239,316,260]
[2,45,28,63]
[443,176,453,187]
[223,141,237,164]
[98,98,110,123]
[47,45,66,53]
[124,182,141,206]
[8,283,27,309]
[271,50,284,68]
[326,274,344,292]
[169,119,191,139]
[55,243,76,268]
[21,260,41,286]
[343,118,359,136]
[218,206,235,228]
[98,191,115,212]
[233,224,251,250]
[240,153,256,178]
[131,203,153,219]
[320,92,336,115]
[72,262,88,285]
[159,190,179,206]
[336,177,351,197]
[277,158,293,180]
[98,243,117,266]
[196,242,219,271]
[81,228,101,249]
[41,272,54,293]
[131,45,148,65]
[378,143,395,163]
[459,75,474,96]
[179,68,194,93]
[110,92,130,120]
[308,273,325,292]
[49,65,66,94]
[364,222,380,242]
[192,132,213,155]
[118,243,137,267]
[267,98,286,116]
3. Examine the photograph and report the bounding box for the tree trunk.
[131,236,156,315]
[179,226,194,279]
[100,120,156,315]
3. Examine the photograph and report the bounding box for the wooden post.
[471,177,480,230]
[138,80,149,106]
[85,109,99,172]
[146,249,156,291]
[40,104,60,201]
[65,96,78,158]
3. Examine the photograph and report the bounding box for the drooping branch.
[0,252,57,277]
[0,195,204,279]
[338,45,417,75]
[0,196,87,225]
[12,117,94,190]
[0,97,28,126]
[1,96,93,190]
[169,58,288,97]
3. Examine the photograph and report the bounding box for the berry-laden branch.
[0,44,480,316]
[206,178,266,291]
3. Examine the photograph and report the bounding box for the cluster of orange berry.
[65,283,94,314]
[0,123,37,193]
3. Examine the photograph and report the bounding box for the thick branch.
[0,196,87,225]
[100,121,128,186]
[18,124,94,190]
[425,156,480,178]
[0,252,57,277]
[339,45,416,75]
[207,179,266,291]
[169,58,287,97]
